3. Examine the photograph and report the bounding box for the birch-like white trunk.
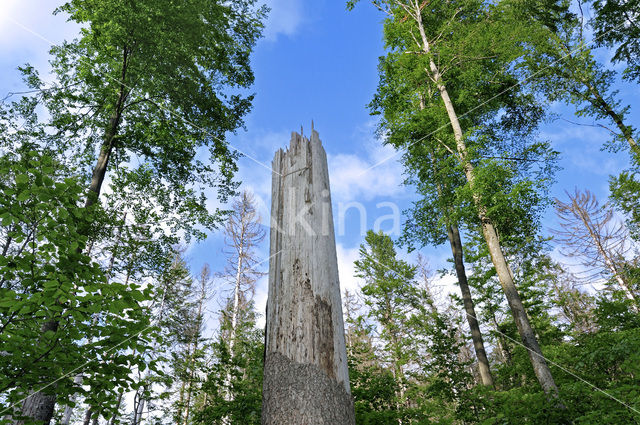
[222,247,243,407]
[409,0,561,400]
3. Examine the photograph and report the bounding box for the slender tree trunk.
[176,380,186,425]
[411,3,561,400]
[446,223,494,387]
[108,390,123,425]
[132,389,145,425]
[1,228,12,257]
[230,248,244,350]
[491,313,513,365]
[183,291,205,425]
[183,383,193,425]
[422,93,495,387]
[82,408,93,425]
[479,213,561,398]
[394,361,406,425]
[388,325,406,425]
[222,246,244,412]
[15,49,131,425]
[82,407,100,425]
[262,129,355,424]
[585,80,640,158]
[85,48,130,208]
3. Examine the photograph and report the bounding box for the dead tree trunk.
[262,128,355,425]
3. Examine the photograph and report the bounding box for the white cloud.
[328,142,407,203]
[429,273,459,306]
[262,0,304,41]
[337,243,362,295]
[254,275,269,328]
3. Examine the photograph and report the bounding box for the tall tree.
[128,248,195,425]
[195,300,264,425]
[0,145,152,425]
[177,265,212,425]
[403,173,495,387]
[10,1,266,422]
[343,289,401,425]
[191,192,265,425]
[354,230,417,421]
[219,190,265,396]
[551,270,598,335]
[350,0,563,400]
[24,0,267,214]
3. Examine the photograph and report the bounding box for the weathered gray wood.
[262,129,355,425]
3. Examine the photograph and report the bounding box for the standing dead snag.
[262,128,355,425]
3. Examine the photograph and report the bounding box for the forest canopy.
[1,0,639,424]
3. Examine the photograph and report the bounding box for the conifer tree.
[192,192,265,425]
[554,189,639,307]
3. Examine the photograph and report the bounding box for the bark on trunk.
[222,246,244,412]
[132,269,170,425]
[492,314,513,365]
[480,222,562,397]
[585,82,639,158]
[446,223,494,387]
[84,86,128,208]
[82,408,92,425]
[132,390,145,425]
[16,49,130,425]
[412,3,561,400]
[1,230,12,257]
[183,294,204,425]
[176,380,186,425]
[85,47,129,208]
[262,129,355,425]
[15,392,56,425]
[13,321,59,425]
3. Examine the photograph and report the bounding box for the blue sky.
[1,0,639,320]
